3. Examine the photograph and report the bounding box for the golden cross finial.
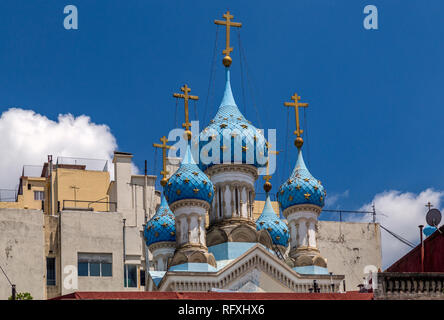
[153,136,175,187]
[214,11,242,67]
[284,93,309,148]
[263,142,280,192]
[173,84,199,140]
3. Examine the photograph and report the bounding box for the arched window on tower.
[235,187,239,216]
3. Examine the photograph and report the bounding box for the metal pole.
[419,225,424,272]
[11,284,16,300]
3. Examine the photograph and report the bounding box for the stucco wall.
[60,210,125,295]
[317,221,382,291]
[0,209,45,300]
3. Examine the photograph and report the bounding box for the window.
[34,191,44,200]
[124,264,138,288]
[140,269,146,287]
[77,253,112,277]
[46,257,56,286]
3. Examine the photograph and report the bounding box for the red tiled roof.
[52,291,373,300]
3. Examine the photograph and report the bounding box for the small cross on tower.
[173,84,199,140]
[284,93,309,148]
[263,142,280,193]
[425,201,433,211]
[153,136,175,187]
[214,11,242,67]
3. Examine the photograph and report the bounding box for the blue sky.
[1,0,444,219]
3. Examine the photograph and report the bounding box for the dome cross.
[214,11,242,67]
[284,93,309,148]
[173,84,199,140]
[153,136,175,186]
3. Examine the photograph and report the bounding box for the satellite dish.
[426,208,442,227]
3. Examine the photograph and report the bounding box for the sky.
[1,1,443,268]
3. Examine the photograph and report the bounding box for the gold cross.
[173,84,199,137]
[284,93,309,137]
[214,11,242,66]
[263,143,280,192]
[153,136,175,186]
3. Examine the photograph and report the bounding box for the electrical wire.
[203,26,219,126]
[0,262,12,286]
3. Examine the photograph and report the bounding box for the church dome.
[277,148,326,210]
[256,195,289,247]
[144,195,176,246]
[198,68,267,171]
[164,144,214,205]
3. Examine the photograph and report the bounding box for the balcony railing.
[374,272,444,300]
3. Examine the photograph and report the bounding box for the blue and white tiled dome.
[144,195,176,246]
[198,68,267,171]
[256,195,289,247]
[164,144,214,205]
[277,149,326,210]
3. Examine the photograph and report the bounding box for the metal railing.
[62,199,117,212]
[0,189,18,202]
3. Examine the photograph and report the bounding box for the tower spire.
[284,93,309,148]
[214,10,242,67]
[153,136,175,187]
[173,84,199,140]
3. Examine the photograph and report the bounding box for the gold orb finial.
[263,181,272,193]
[184,130,192,141]
[160,178,168,187]
[294,137,304,148]
[223,55,232,67]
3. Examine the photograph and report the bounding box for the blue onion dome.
[277,148,326,211]
[256,194,289,247]
[144,195,176,246]
[198,68,267,171]
[164,144,214,205]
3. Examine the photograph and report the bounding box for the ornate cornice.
[283,204,321,218]
[170,199,210,212]
[206,163,258,180]
[149,241,176,252]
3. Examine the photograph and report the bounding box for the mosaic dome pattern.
[256,195,289,247]
[198,68,267,171]
[144,195,176,246]
[277,149,326,210]
[164,144,214,205]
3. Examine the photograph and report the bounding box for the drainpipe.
[48,155,53,215]
[123,218,126,264]
[419,225,424,272]
[11,284,16,300]
[143,160,148,222]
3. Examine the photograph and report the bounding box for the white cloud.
[360,189,443,269]
[0,108,119,190]
[325,189,349,208]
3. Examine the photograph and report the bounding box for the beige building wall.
[52,167,111,213]
[0,177,45,210]
[59,210,126,295]
[317,221,382,291]
[0,209,45,300]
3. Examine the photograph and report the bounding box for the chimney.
[113,151,133,212]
